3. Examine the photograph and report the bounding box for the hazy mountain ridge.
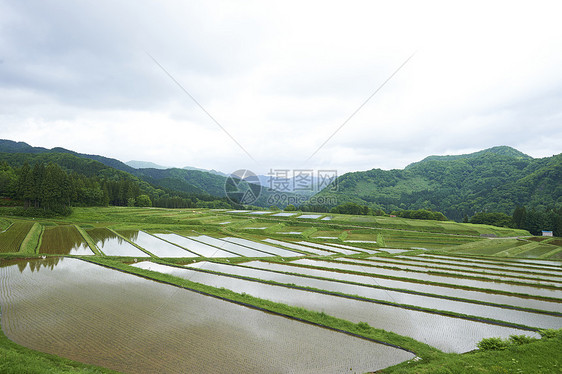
[126,160,169,169]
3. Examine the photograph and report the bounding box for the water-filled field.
[246,261,562,312]
[193,235,275,257]
[39,225,93,255]
[153,233,238,257]
[178,261,562,329]
[0,258,414,373]
[342,257,562,287]
[1,208,561,373]
[291,259,562,298]
[132,261,539,353]
[222,237,303,257]
[118,230,195,257]
[86,228,149,257]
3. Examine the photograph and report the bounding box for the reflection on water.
[0,258,413,373]
[117,230,139,241]
[118,230,197,257]
[86,228,148,257]
[0,257,64,273]
[39,226,93,255]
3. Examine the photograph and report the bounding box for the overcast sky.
[1,0,561,175]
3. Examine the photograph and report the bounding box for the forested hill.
[0,139,300,209]
[0,143,239,212]
[0,140,228,202]
[312,146,562,221]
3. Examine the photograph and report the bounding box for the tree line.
[0,161,235,215]
[467,206,562,236]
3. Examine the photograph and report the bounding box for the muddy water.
[0,258,413,373]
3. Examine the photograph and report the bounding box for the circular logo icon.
[224,169,262,205]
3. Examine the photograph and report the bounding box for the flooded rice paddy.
[291,259,562,298]
[178,261,562,329]
[0,222,33,253]
[192,235,275,257]
[86,228,149,257]
[118,230,196,257]
[342,258,562,287]
[39,225,93,256]
[360,256,562,280]
[299,241,359,255]
[154,233,238,257]
[132,261,539,353]
[0,257,414,373]
[245,261,562,313]
[222,237,302,257]
[262,238,316,254]
[416,255,562,274]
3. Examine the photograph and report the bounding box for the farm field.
[1,258,412,373]
[38,225,94,256]
[0,221,33,253]
[0,206,561,373]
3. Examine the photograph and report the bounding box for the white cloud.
[0,0,561,175]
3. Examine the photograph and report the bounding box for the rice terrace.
[1,207,561,373]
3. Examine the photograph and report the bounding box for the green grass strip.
[380,329,562,373]
[74,225,102,256]
[82,256,441,360]
[18,223,42,254]
[542,247,562,259]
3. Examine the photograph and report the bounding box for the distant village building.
[542,231,554,237]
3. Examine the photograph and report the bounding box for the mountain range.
[0,140,559,219]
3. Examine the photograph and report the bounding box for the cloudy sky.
[1,0,561,175]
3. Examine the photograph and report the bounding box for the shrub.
[357,321,371,331]
[508,335,537,345]
[539,329,558,339]
[477,337,509,351]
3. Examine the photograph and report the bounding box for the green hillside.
[0,140,300,209]
[312,146,562,221]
